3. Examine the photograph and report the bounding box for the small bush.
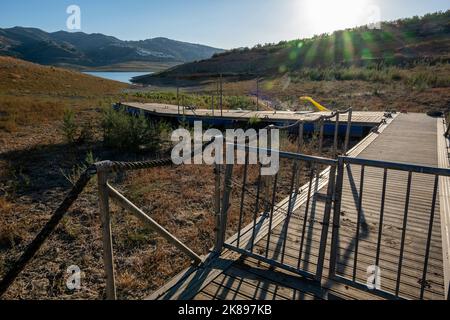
[61,109,78,143]
[101,107,162,151]
[248,115,262,126]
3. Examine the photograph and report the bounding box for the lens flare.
[299,0,373,35]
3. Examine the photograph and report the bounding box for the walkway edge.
[437,117,450,299]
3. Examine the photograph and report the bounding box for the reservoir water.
[83,71,151,84]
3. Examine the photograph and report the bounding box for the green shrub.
[62,109,78,144]
[129,91,257,111]
[101,107,162,151]
[248,115,261,126]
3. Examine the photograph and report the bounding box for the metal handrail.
[231,143,338,166]
[342,156,450,176]
[329,154,448,300]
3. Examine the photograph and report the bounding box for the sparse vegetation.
[131,91,257,110]
[248,115,262,126]
[0,56,126,133]
[101,107,167,151]
[139,11,450,85]
[61,109,77,144]
[0,97,65,133]
[289,63,450,90]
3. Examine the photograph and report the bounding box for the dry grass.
[0,56,127,133]
[0,96,66,132]
[0,197,25,251]
[0,56,126,97]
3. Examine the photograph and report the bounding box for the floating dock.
[119,102,388,137]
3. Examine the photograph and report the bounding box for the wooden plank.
[241,256,382,300]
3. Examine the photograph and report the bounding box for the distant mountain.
[135,10,450,85]
[0,27,224,68]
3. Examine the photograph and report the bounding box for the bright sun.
[298,0,375,35]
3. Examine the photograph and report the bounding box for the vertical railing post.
[213,163,222,253]
[256,77,260,111]
[318,118,324,156]
[333,113,340,158]
[344,109,353,155]
[97,166,116,300]
[177,87,180,116]
[211,93,215,116]
[220,73,223,117]
[329,156,345,278]
[263,127,273,215]
[316,163,337,282]
[215,163,234,253]
[298,122,304,154]
[182,95,185,117]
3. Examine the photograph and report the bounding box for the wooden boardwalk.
[148,113,449,300]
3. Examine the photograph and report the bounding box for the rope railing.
[0,140,214,299]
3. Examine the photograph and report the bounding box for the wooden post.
[97,169,116,300]
[344,109,353,155]
[214,164,234,253]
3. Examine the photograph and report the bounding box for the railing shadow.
[324,164,369,288]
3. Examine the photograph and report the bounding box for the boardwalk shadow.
[160,213,270,300]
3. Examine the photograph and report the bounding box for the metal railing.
[211,108,353,284]
[214,141,338,283]
[330,156,450,300]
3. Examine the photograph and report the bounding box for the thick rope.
[0,139,215,298]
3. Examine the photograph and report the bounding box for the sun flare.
[298,0,376,35]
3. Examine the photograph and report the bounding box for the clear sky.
[0,0,449,49]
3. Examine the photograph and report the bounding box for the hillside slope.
[136,11,450,84]
[0,56,126,95]
[0,56,126,132]
[0,27,224,68]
